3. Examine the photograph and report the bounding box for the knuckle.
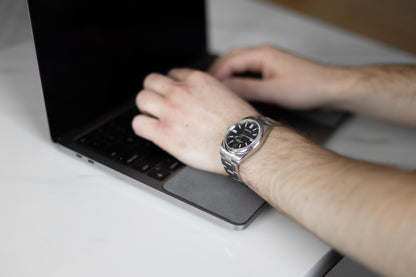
[166,89,188,114]
[259,44,275,53]
[187,70,206,82]
[132,115,144,134]
[226,47,241,56]
[170,83,190,97]
[165,101,179,113]
[143,73,158,87]
[260,43,273,49]
[135,90,145,106]
[167,68,178,76]
[135,90,148,106]
[159,116,174,130]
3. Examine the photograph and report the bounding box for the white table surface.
[1,1,416,276]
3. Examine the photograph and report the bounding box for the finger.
[222,77,270,102]
[143,73,176,95]
[208,48,264,80]
[168,68,194,81]
[135,89,166,118]
[207,48,248,77]
[132,114,160,143]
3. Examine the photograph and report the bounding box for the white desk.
[1,1,416,276]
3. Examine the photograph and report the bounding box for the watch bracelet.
[220,149,242,182]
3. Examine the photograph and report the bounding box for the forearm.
[331,65,416,127]
[241,127,416,277]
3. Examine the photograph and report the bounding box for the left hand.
[132,69,259,175]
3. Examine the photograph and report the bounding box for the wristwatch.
[220,116,279,184]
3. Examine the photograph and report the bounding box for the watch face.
[225,119,261,151]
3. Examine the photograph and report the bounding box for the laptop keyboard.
[76,109,183,181]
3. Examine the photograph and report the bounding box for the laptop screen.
[28,0,207,141]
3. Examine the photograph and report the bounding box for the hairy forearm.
[332,65,416,127]
[241,127,416,277]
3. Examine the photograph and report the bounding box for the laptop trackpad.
[163,166,265,225]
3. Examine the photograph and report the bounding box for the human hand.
[132,69,259,175]
[209,45,352,110]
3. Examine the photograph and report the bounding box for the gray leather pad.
[163,166,265,225]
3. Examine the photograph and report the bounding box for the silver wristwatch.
[220,116,278,184]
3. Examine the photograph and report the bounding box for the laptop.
[27,0,348,230]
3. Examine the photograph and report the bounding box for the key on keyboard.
[76,110,183,181]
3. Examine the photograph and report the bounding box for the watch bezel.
[224,118,262,154]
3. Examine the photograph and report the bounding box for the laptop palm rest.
[163,166,265,226]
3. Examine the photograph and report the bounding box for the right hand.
[133,69,259,175]
[208,45,353,110]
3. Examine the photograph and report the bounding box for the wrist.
[324,66,366,111]
[238,126,301,200]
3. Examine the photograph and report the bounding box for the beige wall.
[263,0,416,55]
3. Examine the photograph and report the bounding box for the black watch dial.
[225,119,260,150]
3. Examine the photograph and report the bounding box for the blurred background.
[264,0,416,55]
[0,0,31,48]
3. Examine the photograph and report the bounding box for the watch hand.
[241,134,254,141]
